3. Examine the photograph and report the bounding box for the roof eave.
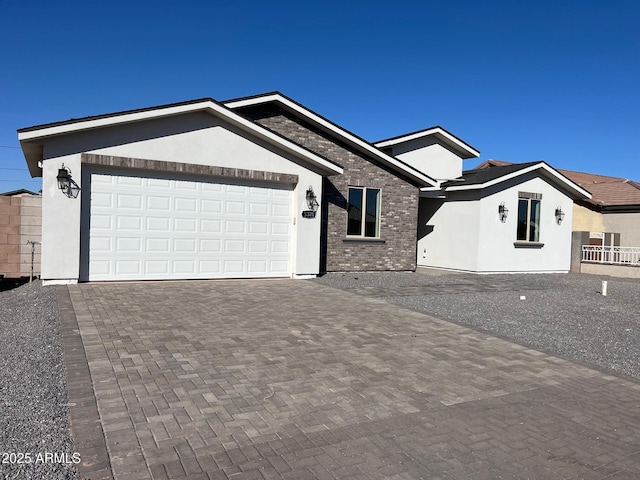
[224,93,438,188]
[18,99,344,178]
[375,127,481,160]
[440,163,592,199]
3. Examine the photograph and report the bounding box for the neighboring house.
[18,92,478,284]
[558,169,640,247]
[417,161,591,273]
[0,189,41,278]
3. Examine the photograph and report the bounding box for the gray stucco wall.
[237,105,420,272]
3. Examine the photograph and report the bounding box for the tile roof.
[559,169,640,207]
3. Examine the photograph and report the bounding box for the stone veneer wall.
[237,105,419,272]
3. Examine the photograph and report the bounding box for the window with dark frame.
[347,187,381,238]
[517,192,541,242]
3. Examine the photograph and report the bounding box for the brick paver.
[61,279,640,479]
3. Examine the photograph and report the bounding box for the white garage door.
[88,172,293,281]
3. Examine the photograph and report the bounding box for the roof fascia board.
[18,101,216,141]
[19,99,343,176]
[375,127,480,159]
[225,94,438,187]
[441,163,592,199]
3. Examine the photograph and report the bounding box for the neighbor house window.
[347,187,381,238]
[517,192,541,242]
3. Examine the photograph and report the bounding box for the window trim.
[346,186,382,239]
[516,192,542,243]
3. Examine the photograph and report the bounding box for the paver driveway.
[60,279,640,479]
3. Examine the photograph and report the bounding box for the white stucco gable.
[375,126,480,181]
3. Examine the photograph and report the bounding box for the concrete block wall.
[237,105,420,272]
[20,194,42,277]
[0,194,41,278]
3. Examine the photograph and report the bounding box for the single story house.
[18,93,480,284]
[18,92,589,283]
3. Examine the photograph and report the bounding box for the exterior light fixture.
[302,186,319,219]
[57,165,72,191]
[56,164,80,198]
[498,202,509,223]
[555,206,565,225]
[305,186,319,212]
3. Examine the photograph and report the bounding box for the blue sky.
[1,0,638,193]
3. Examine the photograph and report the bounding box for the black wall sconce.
[498,202,509,223]
[555,206,565,225]
[305,186,319,212]
[56,164,80,198]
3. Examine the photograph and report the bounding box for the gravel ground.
[311,271,640,380]
[0,281,78,480]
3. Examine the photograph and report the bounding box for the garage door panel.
[147,196,171,210]
[147,217,170,231]
[115,260,142,275]
[201,199,222,213]
[116,237,142,252]
[174,218,197,232]
[92,192,113,208]
[89,172,293,281]
[200,239,221,253]
[175,197,197,212]
[146,238,170,252]
[201,219,221,233]
[117,193,143,209]
[272,204,290,217]
[90,237,112,252]
[145,260,169,275]
[272,222,290,235]
[117,216,142,230]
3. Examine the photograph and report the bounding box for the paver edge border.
[56,285,114,480]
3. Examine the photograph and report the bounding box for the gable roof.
[474,160,640,208]
[559,169,640,209]
[0,189,39,196]
[473,159,512,169]
[18,97,344,178]
[374,126,480,159]
[432,161,591,199]
[224,92,438,188]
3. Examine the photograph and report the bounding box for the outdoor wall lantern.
[56,164,80,198]
[498,202,509,223]
[306,186,319,212]
[555,206,565,225]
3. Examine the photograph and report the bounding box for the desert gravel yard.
[312,270,640,380]
[0,281,78,480]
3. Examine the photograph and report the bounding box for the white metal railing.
[582,245,640,266]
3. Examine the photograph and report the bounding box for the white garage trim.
[86,170,294,281]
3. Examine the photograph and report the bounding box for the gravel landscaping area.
[0,281,78,480]
[311,270,640,381]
